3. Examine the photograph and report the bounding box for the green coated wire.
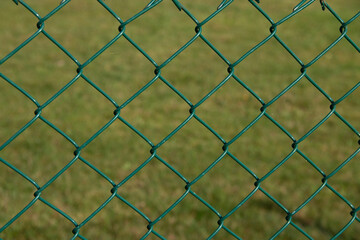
[0,0,359,239]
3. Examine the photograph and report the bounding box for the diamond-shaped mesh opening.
[0,33,76,103]
[225,191,287,239]
[41,78,115,144]
[191,155,254,214]
[201,1,269,63]
[45,0,121,63]
[0,77,35,145]
[153,194,219,240]
[260,153,324,212]
[234,37,301,103]
[123,0,195,64]
[79,197,149,239]
[292,187,356,239]
[1,201,75,239]
[0,120,75,186]
[158,119,223,181]
[300,115,359,173]
[162,38,229,103]
[117,159,185,220]
[196,78,261,141]
[229,117,293,178]
[84,37,155,105]
[121,79,189,143]
[266,77,330,139]
[306,41,360,100]
[276,225,314,240]
[81,120,151,181]
[276,3,341,63]
[40,159,113,223]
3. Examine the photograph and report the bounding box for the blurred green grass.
[0,0,359,239]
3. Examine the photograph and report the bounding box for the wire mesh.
[0,0,359,239]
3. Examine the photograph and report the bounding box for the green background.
[0,0,359,239]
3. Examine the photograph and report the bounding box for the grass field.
[0,0,359,239]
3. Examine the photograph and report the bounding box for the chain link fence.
[0,0,359,239]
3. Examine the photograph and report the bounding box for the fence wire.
[0,0,359,239]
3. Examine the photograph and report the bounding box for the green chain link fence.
[0,0,359,239]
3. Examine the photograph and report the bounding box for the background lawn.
[0,0,359,239]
